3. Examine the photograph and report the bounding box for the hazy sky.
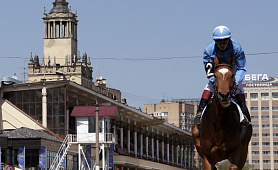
[1,0,278,109]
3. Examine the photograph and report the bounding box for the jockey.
[194,25,251,126]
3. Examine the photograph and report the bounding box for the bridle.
[214,64,237,102]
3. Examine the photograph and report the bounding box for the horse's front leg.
[192,124,204,158]
[228,148,241,170]
[229,164,238,170]
[203,156,217,170]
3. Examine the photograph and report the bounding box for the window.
[251,116,258,120]
[262,124,269,129]
[262,142,270,146]
[252,133,259,137]
[252,142,259,146]
[263,160,270,164]
[251,107,258,112]
[262,116,269,120]
[252,151,259,155]
[274,133,278,137]
[274,151,278,155]
[252,124,259,129]
[263,151,270,155]
[251,93,258,100]
[262,133,270,137]
[273,116,278,120]
[252,160,259,164]
[274,142,278,146]
[273,124,278,129]
[261,93,269,100]
[273,93,278,100]
[262,107,269,111]
[273,107,278,111]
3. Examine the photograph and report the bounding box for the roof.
[49,0,70,14]
[71,105,119,117]
[0,127,61,142]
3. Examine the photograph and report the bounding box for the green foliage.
[216,160,254,170]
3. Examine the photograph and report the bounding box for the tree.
[216,160,254,170]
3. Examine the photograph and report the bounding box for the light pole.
[95,82,100,170]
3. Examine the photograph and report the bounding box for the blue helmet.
[212,26,231,40]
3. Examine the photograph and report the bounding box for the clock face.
[46,39,55,48]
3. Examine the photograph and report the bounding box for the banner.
[86,145,91,168]
[59,146,66,169]
[109,145,114,169]
[17,146,25,169]
[39,146,47,169]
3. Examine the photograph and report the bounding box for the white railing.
[77,133,117,144]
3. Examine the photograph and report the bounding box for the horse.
[192,56,252,170]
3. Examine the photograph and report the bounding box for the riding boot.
[237,101,251,126]
[194,98,210,125]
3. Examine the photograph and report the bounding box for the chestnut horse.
[192,56,252,170]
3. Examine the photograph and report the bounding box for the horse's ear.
[228,54,235,66]
[214,56,219,67]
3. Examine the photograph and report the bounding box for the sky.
[1,0,278,109]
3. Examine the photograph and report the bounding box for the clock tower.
[28,0,93,89]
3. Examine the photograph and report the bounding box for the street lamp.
[95,80,100,170]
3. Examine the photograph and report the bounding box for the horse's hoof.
[229,166,238,170]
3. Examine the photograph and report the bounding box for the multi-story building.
[144,100,197,133]
[243,73,278,170]
[0,1,196,169]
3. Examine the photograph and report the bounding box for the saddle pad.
[200,98,244,122]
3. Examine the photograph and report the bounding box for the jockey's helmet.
[212,26,231,40]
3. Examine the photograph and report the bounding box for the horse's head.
[213,55,235,107]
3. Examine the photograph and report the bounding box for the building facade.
[243,73,278,170]
[144,100,197,133]
[0,0,196,169]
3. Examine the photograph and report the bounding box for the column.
[171,139,174,164]
[187,144,190,168]
[52,21,55,38]
[60,21,63,38]
[69,21,72,37]
[75,24,78,39]
[191,144,194,168]
[145,127,149,159]
[176,141,179,165]
[167,134,170,164]
[65,21,68,37]
[156,133,159,162]
[151,131,154,161]
[180,145,183,167]
[184,144,187,168]
[140,129,143,158]
[44,22,47,38]
[134,122,137,157]
[42,87,47,127]
[161,132,164,163]
[127,119,130,154]
[48,22,50,38]
[120,120,123,149]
